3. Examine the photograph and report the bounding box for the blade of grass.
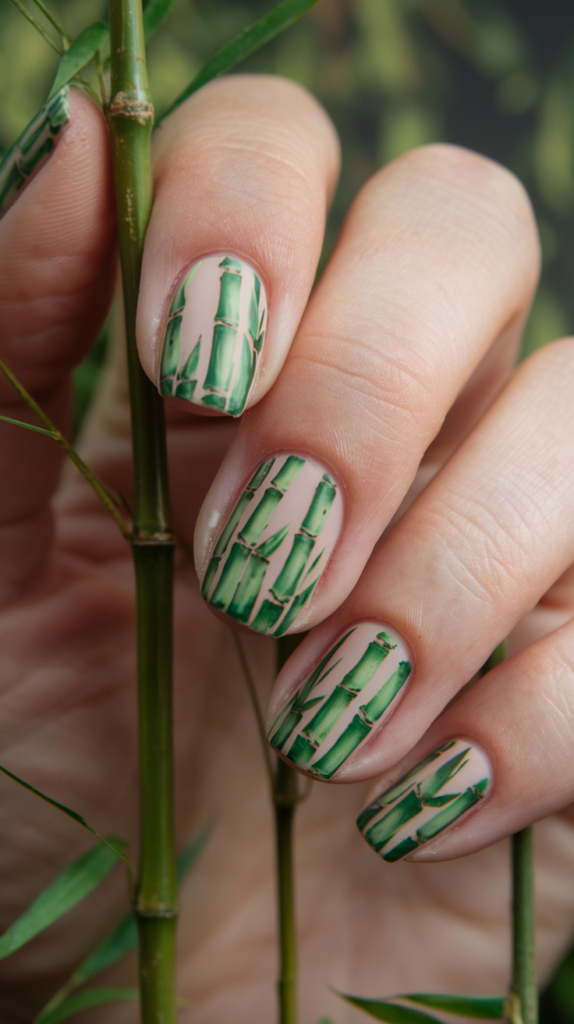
[0,415,58,438]
[48,22,110,98]
[156,0,321,124]
[337,995,442,1023]
[143,0,177,41]
[36,828,209,1020]
[8,0,63,53]
[28,0,71,45]
[0,764,133,874]
[404,994,505,1018]
[232,630,275,788]
[0,358,130,539]
[0,839,127,961]
[36,988,138,1024]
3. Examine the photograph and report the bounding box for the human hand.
[1,77,574,1023]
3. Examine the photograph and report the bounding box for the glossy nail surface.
[269,623,412,779]
[0,88,70,214]
[201,454,343,634]
[159,253,267,416]
[357,739,492,862]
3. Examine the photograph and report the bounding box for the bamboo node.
[109,92,154,125]
[135,903,179,919]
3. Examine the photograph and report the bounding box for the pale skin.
[1,76,574,1023]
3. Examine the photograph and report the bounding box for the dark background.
[1,0,574,1017]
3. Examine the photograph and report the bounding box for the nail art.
[357,740,491,862]
[269,623,412,779]
[201,454,343,634]
[0,88,70,215]
[159,254,268,416]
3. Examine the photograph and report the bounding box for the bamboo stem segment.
[108,0,177,1019]
[511,827,537,1024]
[274,635,303,1024]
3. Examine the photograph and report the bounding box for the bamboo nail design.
[269,623,412,779]
[357,740,491,862]
[202,454,343,634]
[0,88,70,215]
[159,253,267,415]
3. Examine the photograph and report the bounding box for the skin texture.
[1,77,574,1023]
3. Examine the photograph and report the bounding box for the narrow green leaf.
[143,0,177,40]
[316,1019,334,1024]
[157,0,321,124]
[404,994,505,1018]
[0,763,132,872]
[0,414,57,438]
[48,22,109,98]
[36,988,137,1024]
[0,839,126,961]
[36,826,210,1017]
[338,994,442,1023]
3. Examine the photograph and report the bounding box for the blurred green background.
[1,0,574,1018]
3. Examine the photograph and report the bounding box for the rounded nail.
[159,252,267,416]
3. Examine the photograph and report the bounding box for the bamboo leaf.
[157,0,321,124]
[143,0,177,40]
[36,988,137,1024]
[404,994,505,1018]
[0,414,57,438]
[0,763,132,872]
[48,23,109,98]
[338,994,443,1023]
[36,827,210,1016]
[0,839,126,961]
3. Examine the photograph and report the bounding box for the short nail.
[159,253,268,416]
[357,739,492,862]
[269,622,413,779]
[201,454,343,634]
[0,87,70,215]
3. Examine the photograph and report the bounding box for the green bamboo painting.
[357,740,492,862]
[269,622,412,779]
[0,87,70,214]
[201,453,344,635]
[159,253,267,415]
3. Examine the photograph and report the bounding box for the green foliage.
[36,987,138,1024]
[36,829,209,1021]
[48,21,108,95]
[338,994,442,1023]
[339,992,507,1021]
[0,838,126,961]
[158,0,320,122]
[143,0,177,40]
[404,993,505,1018]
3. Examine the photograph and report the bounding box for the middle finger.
[195,144,540,637]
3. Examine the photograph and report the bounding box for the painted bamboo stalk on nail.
[269,623,412,779]
[0,87,70,214]
[202,454,343,635]
[159,253,267,415]
[357,740,491,862]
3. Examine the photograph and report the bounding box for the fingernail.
[159,253,268,416]
[201,454,343,633]
[357,740,492,862]
[0,87,70,215]
[269,622,413,779]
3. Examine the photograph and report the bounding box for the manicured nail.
[357,740,492,862]
[159,253,268,416]
[269,622,412,779]
[0,87,70,215]
[201,454,343,634]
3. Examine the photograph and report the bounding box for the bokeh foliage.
[1,0,574,1018]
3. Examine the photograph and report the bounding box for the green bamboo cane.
[275,634,304,1024]
[510,827,537,1024]
[107,0,177,1020]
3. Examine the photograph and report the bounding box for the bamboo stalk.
[107,0,177,1020]
[511,827,537,1024]
[274,634,304,1024]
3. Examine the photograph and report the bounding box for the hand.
[1,76,574,1023]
